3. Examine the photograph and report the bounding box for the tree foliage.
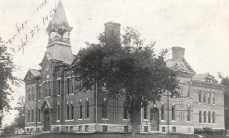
[74,27,178,132]
[0,37,17,111]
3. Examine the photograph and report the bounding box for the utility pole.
[167,90,170,134]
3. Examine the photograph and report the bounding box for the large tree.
[74,27,178,134]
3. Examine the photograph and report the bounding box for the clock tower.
[45,0,74,64]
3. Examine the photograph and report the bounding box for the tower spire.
[47,0,72,35]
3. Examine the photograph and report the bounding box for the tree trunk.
[130,108,141,137]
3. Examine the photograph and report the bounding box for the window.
[187,106,191,121]
[85,125,89,132]
[208,93,211,104]
[57,80,61,95]
[172,105,176,121]
[38,109,41,122]
[198,91,202,102]
[208,111,211,123]
[203,94,206,103]
[172,127,176,133]
[199,111,202,123]
[27,110,30,122]
[70,126,73,132]
[161,104,165,120]
[102,98,108,118]
[102,125,108,132]
[67,104,70,120]
[57,104,60,121]
[212,112,215,123]
[31,109,34,122]
[79,101,83,119]
[67,79,70,95]
[72,78,74,93]
[78,126,82,131]
[124,126,128,133]
[123,105,128,119]
[48,81,51,96]
[85,100,89,118]
[213,93,215,104]
[71,104,74,120]
[162,127,166,132]
[204,111,207,123]
[143,104,147,119]
[144,126,148,132]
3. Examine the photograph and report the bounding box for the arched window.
[123,104,128,119]
[212,112,215,123]
[79,101,82,119]
[172,105,176,121]
[161,104,165,120]
[102,98,108,118]
[187,106,191,121]
[85,99,89,118]
[199,111,202,123]
[143,103,148,119]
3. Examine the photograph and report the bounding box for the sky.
[0,0,229,126]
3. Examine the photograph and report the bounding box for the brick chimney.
[104,22,121,46]
[172,47,185,60]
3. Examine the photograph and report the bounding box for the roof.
[166,58,195,75]
[193,73,218,83]
[46,0,72,33]
[24,69,41,81]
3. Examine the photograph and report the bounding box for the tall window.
[27,110,30,122]
[198,91,202,102]
[71,104,74,120]
[204,111,206,123]
[79,101,83,119]
[161,104,165,120]
[57,80,61,95]
[203,94,206,103]
[38,109,41,122]
[199,111,202,123]
[31,109,34,122]
[102,98,108,118]
[67,104,70,120]
[85,100,89,118]
[67,79,70,95]
[208,93,211,104]
[208,111,211,123]
[143,104,147,119]
[72,78,74,93]
[212,112,215,123]
[187,106,191,121]
[213,93,215,104]
[172,105,176,121]
[57,104,60,120]
[48,81,51,96]
[123,104,128,119]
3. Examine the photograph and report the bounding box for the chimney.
[104,22,121,46]
[172,47,185,60]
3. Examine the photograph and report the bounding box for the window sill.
[56,120,60,122]
[78,119,83,120]
[102,118,109,120]
[65,120,74,122]
[161,120,166,122]
[171,120,176,122]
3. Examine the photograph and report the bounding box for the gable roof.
[24,69,41,81]
[166,58,195,75]
[193,73,218,83]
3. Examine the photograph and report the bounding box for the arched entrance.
[43,108,50,131]
[150,108,159,131]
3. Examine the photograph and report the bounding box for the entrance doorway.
[150,108,159,131]
[43,109,50,131]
